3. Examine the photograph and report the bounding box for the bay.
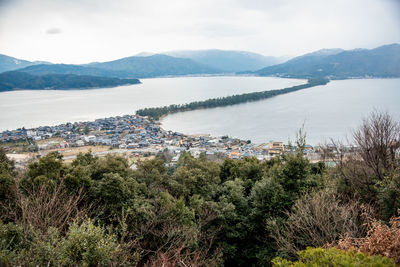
[1,77,399,145]
[0,76,304,131]
[161,79,400,145]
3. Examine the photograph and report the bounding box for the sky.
[0,0,399,64]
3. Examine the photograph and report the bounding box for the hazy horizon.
[3,44,400,65]
[0,0,399,64]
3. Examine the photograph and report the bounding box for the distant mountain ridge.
[0,54,50,73]
[0,71,140,92]
[0,49,286,78]
[86,54,221,78]
[1,44,399,81]
[251,44,400,79]
[162,49,286,72]
[13,54,221,78]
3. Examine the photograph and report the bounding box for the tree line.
[0,71,140,92]
[136,78,330,119]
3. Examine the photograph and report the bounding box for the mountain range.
[0,44,399,91]
[0,50,285,78]
[250,44,400,79]
[6,54,220,79]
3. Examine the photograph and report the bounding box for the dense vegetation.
[249,43,400,79]
[136,78,329,119]
[0,71,140,91]
[0,111,399,266]
[17,64,134,79]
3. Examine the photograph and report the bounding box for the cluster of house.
[1,114,324,163]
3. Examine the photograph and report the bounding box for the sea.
[1,76,399,145]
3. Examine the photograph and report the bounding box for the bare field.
[42,146,111,157]
[35,137,65,145]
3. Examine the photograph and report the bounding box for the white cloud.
[45,28,62,34]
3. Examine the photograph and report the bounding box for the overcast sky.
[0,0,399,64]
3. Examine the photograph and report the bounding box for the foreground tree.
[329,111,400,219]
[353,111,400,181]
[270,188,373,259]
[0,148,16,201]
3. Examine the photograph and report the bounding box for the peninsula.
[0,71,140,91]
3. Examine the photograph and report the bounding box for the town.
[1,114,326,168]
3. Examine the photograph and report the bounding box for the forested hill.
[0,71,140,91]
[86,54,220,78]
[17,64,131,79]
[13,55,220,79]
[136,78,329,119]
[248,44,400,79]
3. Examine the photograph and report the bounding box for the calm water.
[0,76,303,131]
[161,79,400,145]
[1,77,399,145]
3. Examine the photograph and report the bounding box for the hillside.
[6,54,220,79]
[162,49,285,72]
[18,64,132,78]
[252,44,400,78]
[0,71,140,91]
[87,54,221,78]
[0,54,50,73]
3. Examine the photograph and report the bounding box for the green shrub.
[0,222,26,265]
[272,247,396,267]
[0,222,25,251]
[60,219,119,267]
[0,173,13,201]
[28,227,62,266]
[378,173,400,221]
[0,147,16,201]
